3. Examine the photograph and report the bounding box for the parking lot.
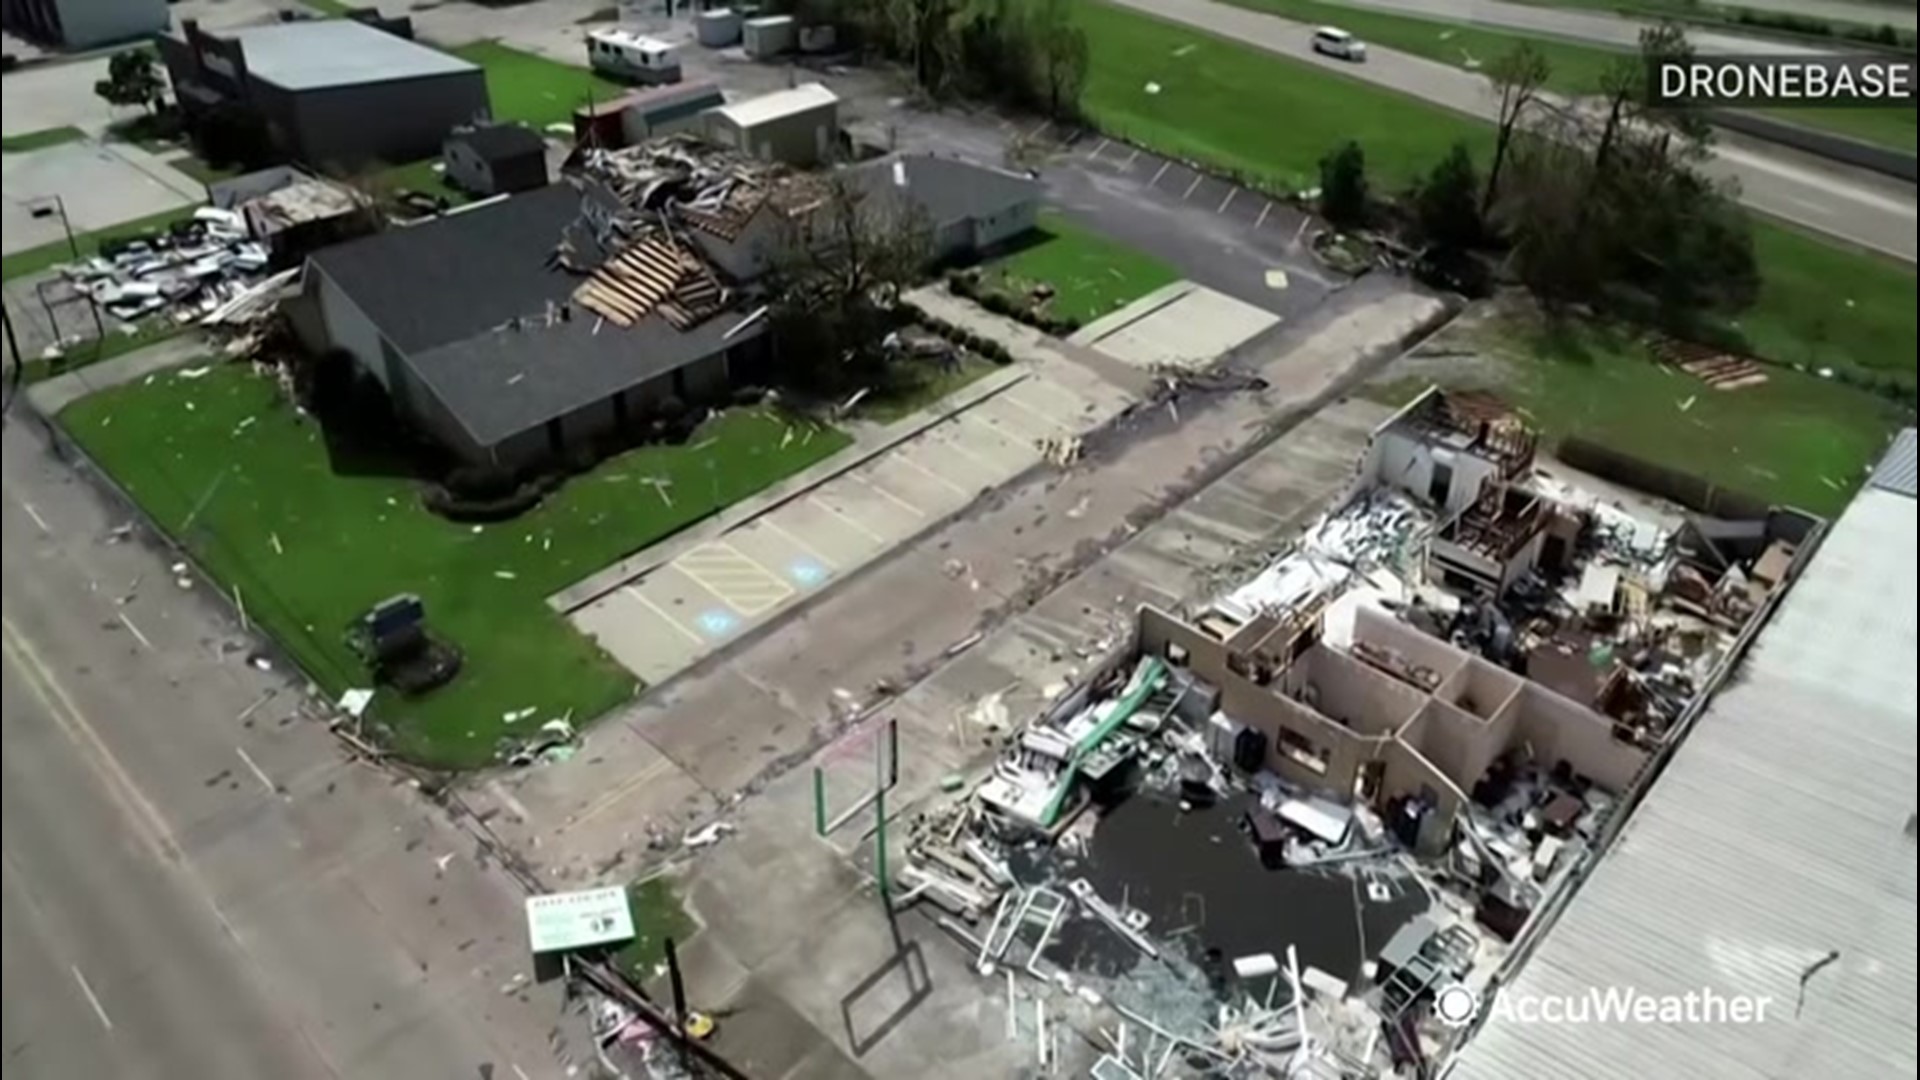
[571,362,1136,686]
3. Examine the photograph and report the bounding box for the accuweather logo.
[1432,983,1774,1029]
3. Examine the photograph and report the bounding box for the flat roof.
[713,82,838,128]
[227,21,476,92]
[1446,470,1917,1079]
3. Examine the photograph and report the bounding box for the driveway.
[2,140,200,255]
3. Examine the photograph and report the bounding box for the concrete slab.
[1075,283,1283,372]
[2,140,198,255]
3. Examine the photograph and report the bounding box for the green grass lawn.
[981,211,1180,324]
[27,320,192,383]
[372,157,475,207]
[1734,219,1918,388]
[2,205,200,282]
[857,355,1000,424]
[1071,0,1914,385]
[612,876,697,979]
[1070,0,1494,191]
[62,363,852,768]
[2,126,88,153]
[105,113,185,154]
[1222,0,1915,152]
[1386,311,1906,514]
[167,153,244,186]
[303,0,356,14]
[451,41,626,130]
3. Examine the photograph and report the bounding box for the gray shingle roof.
[311,182,616,355]
[1446,483,1918,1080]
[848,153,1040,230]
[312,180,751,448]
[409,306,762,448]
[1870,428,1917,498]
[450,123,546,164]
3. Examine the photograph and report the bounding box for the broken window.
[1276,727,1329,776]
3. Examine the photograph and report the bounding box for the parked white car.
[1311,26,1367,62]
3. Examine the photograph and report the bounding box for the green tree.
[1318,141,1369,229]
[95,49,165,114]
[1032,0,1089,120]
[1413,142,1483,254]
[765,177,933,394]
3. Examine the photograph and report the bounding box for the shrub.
[425,479,546,522]
[980,291,1015,317]
[444,464,519,499]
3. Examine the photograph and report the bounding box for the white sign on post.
[525,886,636,954]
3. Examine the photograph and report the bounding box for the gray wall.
[3,0,164,47]
[1710,109,1918,183]
[311,265,480,459]
[969,200,1037,252]
[286,70,489,171]
[442,139,493,194]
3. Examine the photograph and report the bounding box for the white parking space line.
[622,585,703,646]
[758,517,837,569]
[1217,188,1237,215]
[809,495,886,544]
[1123,147,1140,168]
[1291,216,1313,247]
[1182,174,1204,200]
[994,387,1075,437]
[115,612,153,651]
[18,500,50,533]
[676,542,793,616]
[854,474,926,519]
[235,746,276,794]
[1256,201,1273,229]
[71,966,112,1031]
[1087,137,1109,160]
[894,452,970,496]
[1149,160,1173,187]
[1026,119,1052,140]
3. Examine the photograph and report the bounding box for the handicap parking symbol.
[697,609,739,638]
[788,559,827,587]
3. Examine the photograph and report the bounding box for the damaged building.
[891,390,1828,1078]
[290,134,1042,468]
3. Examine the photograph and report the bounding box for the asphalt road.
[2,645,335,1079]
[1322,0,1845,52]
[1114,0,1919,262]
[0,416,579,1079]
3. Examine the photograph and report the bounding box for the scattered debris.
[338,687,375,719]
[683,821,736,849]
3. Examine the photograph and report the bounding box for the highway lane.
[1110,0,1918,262]
[1322,0,1840,53]
[2,642,336,1080]
[0,415,580,1079]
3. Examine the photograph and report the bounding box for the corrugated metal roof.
[713,82,838,129]
[1446,485,1918,1080]
[1870,428,1917,498]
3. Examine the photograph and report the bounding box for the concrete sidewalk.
[25,334,212,414]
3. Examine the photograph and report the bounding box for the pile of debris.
[570,133,823,233]
[62,207,273,327]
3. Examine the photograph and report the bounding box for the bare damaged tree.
[1482,43,1550,218]
[1593,22,1708,179]
[1033,0,1089,120]
[766,176,933,395]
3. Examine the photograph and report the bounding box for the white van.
[1311,26,1367,62]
